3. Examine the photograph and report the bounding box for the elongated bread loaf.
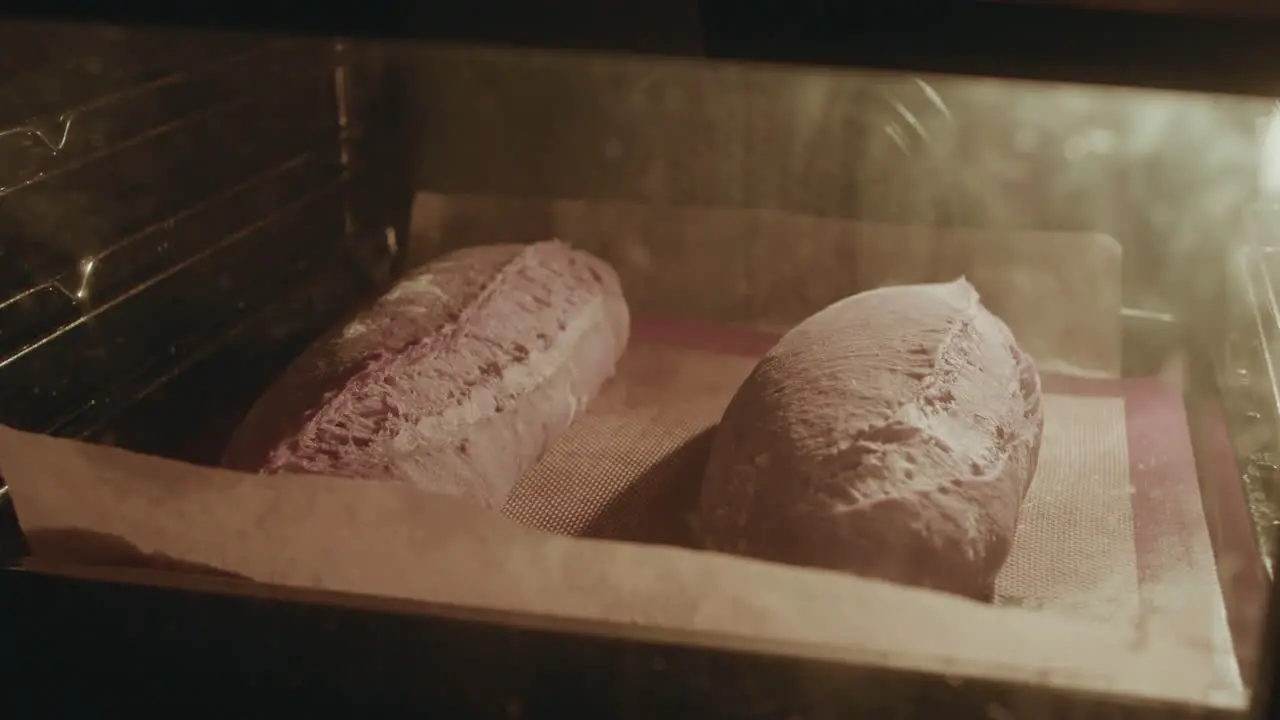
[223,240,630,510]
[700,279,1042,601]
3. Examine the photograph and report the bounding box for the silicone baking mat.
[504,314,1239,688]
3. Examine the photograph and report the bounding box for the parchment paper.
[0,424,1243,709]
[501,317,1240,696]
[409,191,1123,378]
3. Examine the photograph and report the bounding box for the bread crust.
[700,279,1042,601]
[223,240,630,509]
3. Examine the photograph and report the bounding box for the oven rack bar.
[0,42,337,197]
[1,168,348,367]
[0,23,265,131]
[0,136,347,363]
[0,43,280,177]
[0,169,353,436]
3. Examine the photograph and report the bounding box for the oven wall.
[400,45,1263,361]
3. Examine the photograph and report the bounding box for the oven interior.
[0,18,1275,708]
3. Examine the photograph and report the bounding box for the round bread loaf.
[699,279,1042,601]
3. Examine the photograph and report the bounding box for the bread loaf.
[699,279,1042,601]
[223,240,630,509]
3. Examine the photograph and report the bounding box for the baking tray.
[504,315,1238,683]
[0,313,1249,718]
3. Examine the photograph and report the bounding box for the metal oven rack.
[1222,219,1280,577]
[0,22,409,565]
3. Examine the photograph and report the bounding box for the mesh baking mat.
[504,315,1238,684]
